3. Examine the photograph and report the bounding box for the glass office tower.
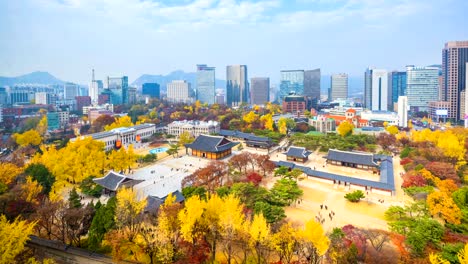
[196,64,216,105]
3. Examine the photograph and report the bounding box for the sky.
[0,0,467,85]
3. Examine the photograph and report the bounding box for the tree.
[405,217,444,256]
[178,195,205,244]
[253,154,276,176]
[68,187,82,208]
[88,197,116,249]
[178,131,195,147]
[243,111,259,125]
[114,187,147,242]
[344,190,365,203]
[270,178,303,206]
[36,115,48,136]
[385,125,399,135]
[260,113,274,131]
[278,117,295,135]
[91,114,115,132]
[272,222,298,264]
[298,219,330,264]
[79,176,103,198]
[248,213,272,264]
[377,133,397,151]
[182,161,228,192]
[337,121,354,137]
[219,194,246,264]
[20,176,43,204]
[427,191,462,225]
[246,172,263,186]
[0,162,23,186]
[0,215,36,264]
[13,129,42,147]
[104,115,134,131]
[166,144,179,157]
[25,163,55,195]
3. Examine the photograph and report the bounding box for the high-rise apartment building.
[304,69,321,100]
[441,41,468,120]
[226,65,248,107]
[250,77,270,105]
[330,73,348,101]
[167,80,192,103]
[64,83,78,100]
[364,68,389,111]
[406,65,439,112]
[279,70,304,102]
[196,64,215,105]
[142,83,160,98]
[107,76,129,105]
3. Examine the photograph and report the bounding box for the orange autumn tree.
[427,191,462,225]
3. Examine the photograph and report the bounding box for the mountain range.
[0,71,65,86]
[0,71,364,98]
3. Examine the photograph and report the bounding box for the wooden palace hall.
[185,134,239,160]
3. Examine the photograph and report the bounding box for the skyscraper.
[167,80,192,103]
[406,65,439,112]
[142,83,160,98]
[250,77,270,105]
[196,64,215,105]
[107,76,128,105]
[226,65,248,107]
[64,83,78,100]
[441,41,468,120]
[330,73,348,101]
[304,69,321,100]
[397,96,408,127]
[279,70,304,102]
[89,69,103,104]
[390,71,407,110]
[364,68,389,111]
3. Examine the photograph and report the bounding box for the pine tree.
[68,187,82,208]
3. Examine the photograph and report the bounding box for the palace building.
[283,146,312,162]
[185,134,239,160]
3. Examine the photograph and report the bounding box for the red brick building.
[282,95,307,114]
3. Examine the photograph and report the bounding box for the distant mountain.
[131,70,227,93]
[0,71,66,86]
[321,75,364,99]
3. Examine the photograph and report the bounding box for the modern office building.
[142,83,160,98]
[10,91,34,105]
[0,87,7,106]
[196,64,216,105]
[167,80,192,103]
[406,65,439,112]
[128,87,137,105]
[107,76,129,105]
[389,71,406,111]
[330,73,348,101]
[226,65,249,106]
[304,69,321,101]
[364,68,389,111]
[167,120,220,137]
[282,94,307,114]
[215,94,224,105]
[64,83,79,100]
[75,96,92,113]
[35,92,55,105]
[397,96,408,127]
[440,41,468,120]
[279,70,304,102]
[47,112,60,130]
[250,77,270,105]
[89,69,103,104]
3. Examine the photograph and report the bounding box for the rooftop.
[284,146,312,158]
[185,134,239,152]
[326,149,379,167]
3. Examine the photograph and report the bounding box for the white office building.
[397,96,408,127]
[167,80,193,103]
[406,65,439,112]
[64,83,79,100]
[167,120,220,137]
[330,73,348,100]
[35,92,49,105]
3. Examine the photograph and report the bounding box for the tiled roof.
[284,146,312,158]
[145,190,185,212]
[185,134,239,152]
[274,161,395,191]
[218,129,271,142]
[93,171,127,191]
[326,149,378,167]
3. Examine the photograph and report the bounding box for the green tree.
[270,178,303,206]
[79,176,103,198]
[254,201,286,223]
[344,190,365,203]
[25,163,55,195]
[88,197,116,250]
[166,144,180,157]
[406,218,444,256]
[178,131,195,147]
[68,187,82,208]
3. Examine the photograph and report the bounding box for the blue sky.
[0,0,467,85]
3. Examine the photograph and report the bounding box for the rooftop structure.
[218,129,274,148]
[167,120,220,137]
[185,134,239,159]
[283,146,312,163]
[93,171,143,194]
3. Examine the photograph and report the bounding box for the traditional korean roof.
[145,190,185,212]
[326,149,378,167]
[218,129,272,142]
[185,134,239,152]
[274,161,395,191]
[284,146,312,158]
[93,171,142,191]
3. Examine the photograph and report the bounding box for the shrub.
[403,186,434,197]
[344,190,365,202]
[400,147,412,158]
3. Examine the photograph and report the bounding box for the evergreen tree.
[68,187,82,208]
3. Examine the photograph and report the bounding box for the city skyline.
[1,0,467,84]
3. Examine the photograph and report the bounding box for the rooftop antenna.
[92,69,95,82]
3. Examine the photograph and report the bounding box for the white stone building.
[167,80,193,103]
[167,120,220,137]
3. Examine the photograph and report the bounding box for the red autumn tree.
[246,172,262,186]
[426,161,459,183]
[402,171,427,188]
